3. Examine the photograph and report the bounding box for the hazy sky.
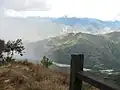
[1,0,120,20]
[0,0,120,42]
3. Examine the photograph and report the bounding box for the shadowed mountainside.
[25,31,120,70]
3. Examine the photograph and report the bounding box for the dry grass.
[0,61,98,90]
[0,61,69,90]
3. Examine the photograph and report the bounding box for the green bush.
[41,56,53,68]
[0,39,25,64]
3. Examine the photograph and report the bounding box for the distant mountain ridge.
[2,16,120,42]
[24,31,120,71]
[49,17,120,33]
[50,17,120,27]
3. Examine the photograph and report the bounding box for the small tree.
[0,39,4,53]
[0,39,5,63]
[3,39,25,62]
[41,56,53,68]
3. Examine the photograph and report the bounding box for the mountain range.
[49,17,120,34]
[2,16,120,71]
[1,17,120,42]
[24,31,120,71]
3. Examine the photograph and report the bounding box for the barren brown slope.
[0,61,69,90]
[0,61,98,90]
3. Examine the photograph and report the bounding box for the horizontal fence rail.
[69,54,120,90]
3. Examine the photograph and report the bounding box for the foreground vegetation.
[0,61,69,90]
[0,61,99,90]
[0,39,24,65]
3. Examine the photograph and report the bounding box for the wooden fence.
[69,54,120,90]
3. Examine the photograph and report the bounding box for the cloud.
[2,0,120,20]
[0,17,64,42]
[48,0,120,20]
[0,0,51,11]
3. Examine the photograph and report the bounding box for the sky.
[0,0,120,20]
[0,0,120,42]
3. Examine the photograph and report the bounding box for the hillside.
[0,61,99,90]
[24,31,120,71]
[0,61,69,90]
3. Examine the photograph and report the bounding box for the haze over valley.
[1,0,120,74]
[1,16,120,71]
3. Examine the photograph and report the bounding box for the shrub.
[41,56,53,68]
[0,39,25,64]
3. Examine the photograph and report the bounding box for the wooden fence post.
[69,54,84,90]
